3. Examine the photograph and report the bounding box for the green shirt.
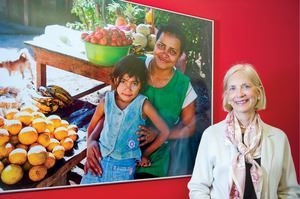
[136,69,190,177]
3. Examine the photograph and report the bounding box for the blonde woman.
[188,63,300,198]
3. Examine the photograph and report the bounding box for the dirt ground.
[0,21,107,105]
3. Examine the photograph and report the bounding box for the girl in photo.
[80,55,169,184]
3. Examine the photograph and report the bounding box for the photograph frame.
[0,0,214,193]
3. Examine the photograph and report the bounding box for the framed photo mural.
[0,0,213,196]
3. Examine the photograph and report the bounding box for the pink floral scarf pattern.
[225,112,263,199]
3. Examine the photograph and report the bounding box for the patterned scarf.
[225,112,263,199]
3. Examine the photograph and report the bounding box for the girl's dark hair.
[156,24,186,54]
[110,54,148,90]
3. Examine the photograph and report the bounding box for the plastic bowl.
[83,41,131,67]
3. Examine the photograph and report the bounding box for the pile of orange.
[0,105,79,185]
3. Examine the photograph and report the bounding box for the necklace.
[149,60,174,88]
[236,112,256,130]
[238,118,253,129]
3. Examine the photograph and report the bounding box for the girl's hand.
[137,156,151,167]
[84,139,102,176]
[137,126,157,146]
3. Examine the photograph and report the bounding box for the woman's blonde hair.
[222,63,266,112]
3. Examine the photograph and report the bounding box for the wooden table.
[25,40,113,99]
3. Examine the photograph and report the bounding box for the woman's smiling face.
[226,71,260,115]
[153,32,181,70]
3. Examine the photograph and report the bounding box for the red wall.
[3,0,299,198]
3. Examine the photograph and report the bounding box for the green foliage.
[67,0,145,30]
[122,3,144,24]
[106,1,123,16]
[106,1,145,25]
[153,11,170,28]
[67,0,99,31]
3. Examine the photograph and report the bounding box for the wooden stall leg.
[36,61,47,88]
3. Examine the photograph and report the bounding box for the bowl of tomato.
[81,27,133,67]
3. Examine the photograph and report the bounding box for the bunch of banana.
[38,85,74,108]
[27,85,73,114]
[46,85,73,107]
[30,97,60,114]
[26,88,54,114]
